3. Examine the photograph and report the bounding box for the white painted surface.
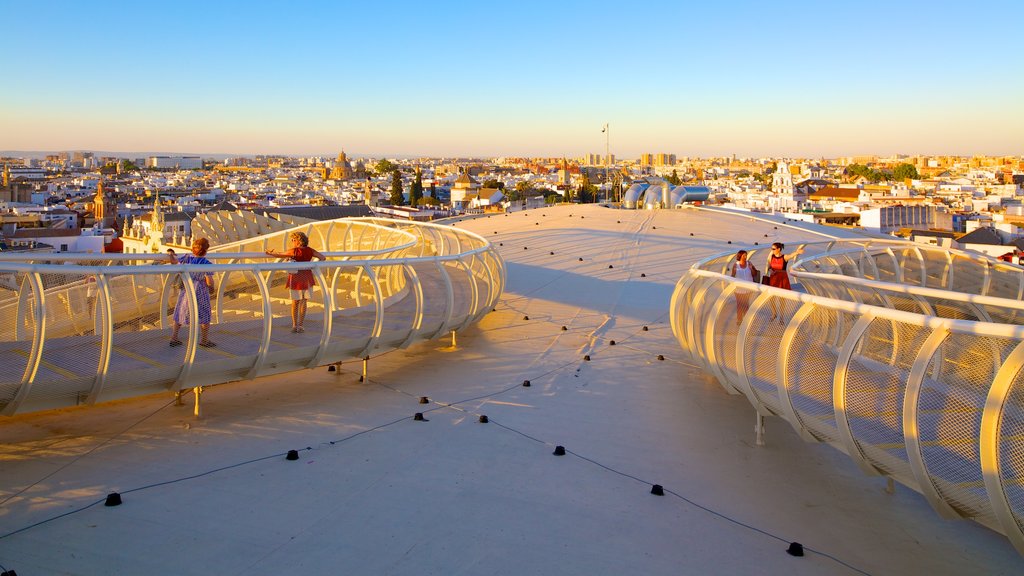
[1,204,1019,575]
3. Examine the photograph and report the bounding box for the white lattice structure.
[671,239,1024,555]
[0,218,504,416]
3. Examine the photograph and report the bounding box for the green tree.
[481,179,505,190]
[845,163,887,183]
[577,176,597,203]
[375,159,397,176]
[389,170,404,206]
[409,168,424,207]
[666,169,682,186]
[893,163,920,181]
[545,193,562,205]
[510,180,537,202]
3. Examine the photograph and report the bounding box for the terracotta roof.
[910,229,957,239]
[808,187,861,201]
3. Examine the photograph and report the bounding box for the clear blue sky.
[1,0,1021,159]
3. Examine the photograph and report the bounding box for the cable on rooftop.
[0,394,181,509]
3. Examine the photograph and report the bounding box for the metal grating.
[1000,365,1024,534]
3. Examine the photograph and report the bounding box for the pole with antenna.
[603,123,610,203]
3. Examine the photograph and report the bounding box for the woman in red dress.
[765,242,804,321]
[266,231,325,333]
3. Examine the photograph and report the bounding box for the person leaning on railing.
[264,231,325,333]
[765,242,804,322]
[167,237,217,348]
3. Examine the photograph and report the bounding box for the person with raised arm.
[265,231,325,333]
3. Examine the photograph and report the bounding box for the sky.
[1,0,1022,159]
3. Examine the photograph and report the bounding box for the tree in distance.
[374,159,397,176]
[893,163,920,181]
[510,180,541,203]
[389,170,404,206]
[409,168,424,207]
[577,175,597,203]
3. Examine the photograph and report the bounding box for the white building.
[859,205,949,233]
[147,156,202,170]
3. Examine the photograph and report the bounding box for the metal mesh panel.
[711,284,743,382]
[920,334,1014,523]
[378,264,418,347]
[858,251,879,281]
[984,303,1024,326]
[674,278,708,356]
[691,281,728,360]
[409,261,447,336]
[872,251,899,284]
[931,298,985,322]
[808,277,856,304]
[836,253,862,277]
[102,269,187,400]
[331,266,375,344]
[443,261,473,329]
[897,247,925,287]
[846,283,888,307]
[846,320,930,477]
[885,293,930,315]
[950,255,987,295]
[0,271,34,409]
[999,364,1024,534]
[461,255,489,322]
[786,306,852,443]
[742,300,783,415]
[30,270,100,410]
[262,268,302,332]
[920,250,951,288]
[989,265,1022,300]
[210,270,266,357]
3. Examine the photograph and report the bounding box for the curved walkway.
[0,218,504,416]
[672,237,1024,555]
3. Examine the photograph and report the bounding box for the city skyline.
[2,1,1021,158]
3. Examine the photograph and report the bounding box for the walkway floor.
[0,205,1019,575]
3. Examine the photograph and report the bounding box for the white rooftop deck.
[1,205,1020,575]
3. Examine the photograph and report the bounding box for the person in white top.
[730,249,759,326]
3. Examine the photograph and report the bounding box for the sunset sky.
[2,0,1021,159]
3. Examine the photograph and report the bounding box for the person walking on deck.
[265,231,325,333]
[168,237,216,348]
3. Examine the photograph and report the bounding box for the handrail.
[672,238,1024,556]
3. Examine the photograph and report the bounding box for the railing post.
[903,327,959,519]
[2,272,46,416]
[981,339,1024,555]
[832,312,882,476]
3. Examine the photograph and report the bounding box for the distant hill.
[0,150,241,160]
[0,150,418,160]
